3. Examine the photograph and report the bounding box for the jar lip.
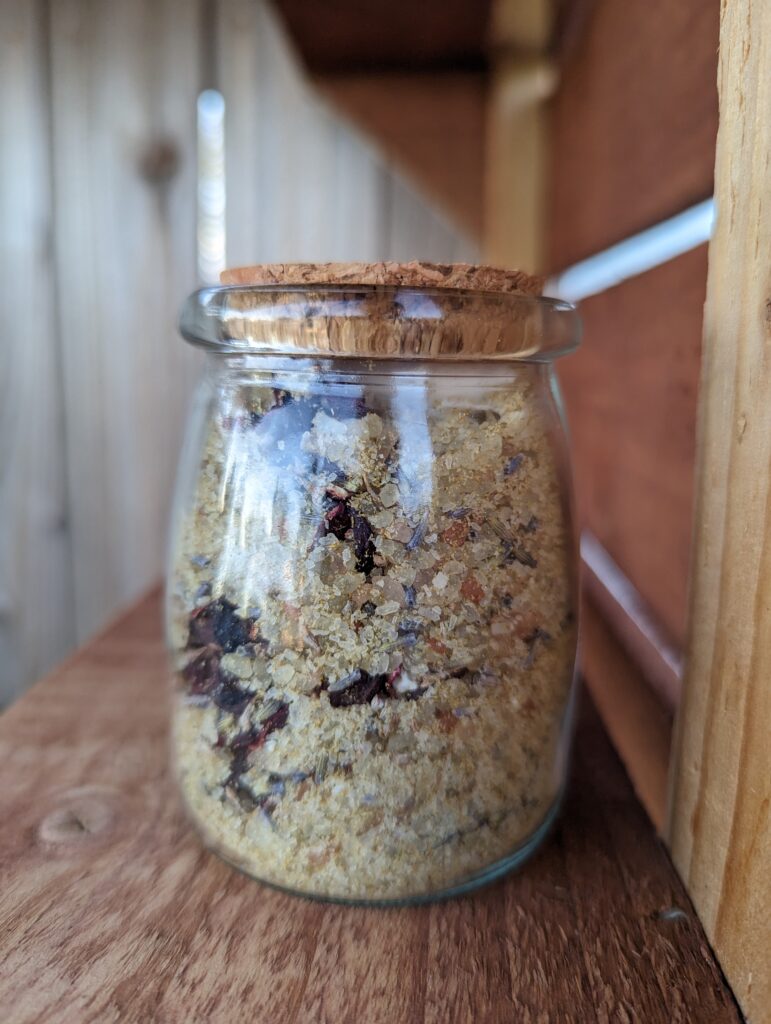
[179,284,581,362]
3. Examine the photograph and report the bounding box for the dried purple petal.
[502,540,538,569]
[352,512,376,574]
[320,394,369,420]
[194,581,213,601]
[361,601,377,616]
[522,515,539,534]
[187,597,258,652]
[328,670,384,707]
[406,516,429,552]
[190,554,210,568]
[444,507,472,520]
[212,678,252,716]
[404,585,417,608]
[182,646,221,695]
[324,500,352,540]
[523,627,552,668]
[327,669,363,694]
[260,702,290,735]
[503,454,525,476]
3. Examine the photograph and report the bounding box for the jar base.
[202,790,564,907]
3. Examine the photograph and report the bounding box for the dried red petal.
[328,670,384,707]
[188,598,258,652]
[182,646,221,694]
[460,574,485,604]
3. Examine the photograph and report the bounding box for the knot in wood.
[138,138,180,184]
[38,786,118,846]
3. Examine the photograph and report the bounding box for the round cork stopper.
[179,261,579,360]
[220,261,544,298]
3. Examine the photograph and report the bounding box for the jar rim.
[179,284,581,362]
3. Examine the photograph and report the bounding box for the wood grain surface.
[667,0,771,1018]
[0,592,740,1024]
[0,0,75,702]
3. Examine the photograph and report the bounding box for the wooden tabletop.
[0,592,740,1024]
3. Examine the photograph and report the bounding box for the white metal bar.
[547,198,715,302]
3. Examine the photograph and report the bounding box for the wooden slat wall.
[0,1,75,696]
[548,0,720,651]
[0,0,476,703]
[49,0,204,647]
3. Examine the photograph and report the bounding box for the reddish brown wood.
[272,0,493,73]
[559,246,706,645]
[548,0,719,268]
[318,73,486,239]
[0,592,740,1022]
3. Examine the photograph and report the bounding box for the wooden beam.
[580,597,673,833]
[666,1,771,1018]
[484,1,556,271]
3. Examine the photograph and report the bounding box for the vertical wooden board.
[218,0,470,267]
[0,0,74,702]
[329,127,390,261]
[668,1,771,1018]
[293,97,341,262]
[485,79,549,272]
[218,0,310,264]
[386,175,435,260]
[49,0,202,643]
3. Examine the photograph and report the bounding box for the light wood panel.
[484,0,556,272]
[49,0,203,644]
[548,0,719,269]
[0,0,75,703]
[667,1,771,1017]
[0,591,740,1023]
[558,247,706,646]
[218,0,478,267]
[1,0,474,700]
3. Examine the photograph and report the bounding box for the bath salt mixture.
[168,370,577,901]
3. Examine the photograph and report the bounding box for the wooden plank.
[581,532,682,710]
[272,0,493,74]
[580,596,673,832]
[558,247,707,646]
[667,1,771,1017]
[548,0,719,269]
[484,0,556,272]
[318,73,486,239]
[48,0,202,644]
[218,0,473,268]
[0,0,75,702]
[0,591,741,1023]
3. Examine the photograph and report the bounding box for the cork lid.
[180,261,579,361]
[220,261,544,297]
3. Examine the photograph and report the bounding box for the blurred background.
[1,0,717,707]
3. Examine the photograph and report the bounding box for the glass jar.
[167,263,581,904]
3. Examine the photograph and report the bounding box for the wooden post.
[484,0,557,272]
[666,1,771,1018]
